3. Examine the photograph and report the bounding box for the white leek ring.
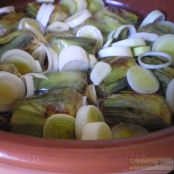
[129,32,159,42]
[21,74,35,98]
[1,49,38,73]
[90,62,112,85]
[65,9,92,29]
[0,71,26,107]
[36,3,55,28]
[18,18,44,34]
[0,6,15,15]
[138,52,173,69]
[75,0,87,11]
[139,10,165,29]
[98,46,133,59]
[113,25,136,39]
[76,25,103,50]
[103,38,114,48]
[133,46,151,57]
[59,46,89,71]
[47,22,69,32]
[112,38,146,48]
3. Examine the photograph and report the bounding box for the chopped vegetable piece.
[34,71,87,95]
[13,88,84,117]
[112,122,149,139]
[59,45,89,71]
[90,62,112,85]
[11,109,46,137]
[76,25,103,50]
[152,34,174,63]
[0,31,34,57]
[43,114,75,139]
[75,105,104,139]
[81,122,112,140]
[100,94,171,130]
[127,66,160,94]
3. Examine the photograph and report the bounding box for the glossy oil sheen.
[0,0,174,173]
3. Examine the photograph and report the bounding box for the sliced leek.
[59,0,77,15]
[58,46,89,71]
[1,49,39,74]
[98,46,133,58]
[47,22,69,33]
[88,54,98,69]
[139,10,165,29]
[133,46,151,57]
[152,34,174,63]
[65,9,92,28]
[113,25,136,39]
[76,25,103,50]
[75,105,104,139]
[43,114,75,139]
[129,32,159,42]
[81,122,113,140]
[127,66,160,94]
[90,62,112,85]
[75,0,87,11]
[0,72,25,107]
[86,84,98,105]
[112,38,146,48]
[87,0,105,14]
[36,3,55,28]
[21,74,34,98]
[138,52,172,69]
[18,17,44,34]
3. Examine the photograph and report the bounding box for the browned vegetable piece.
[100,93,171,130]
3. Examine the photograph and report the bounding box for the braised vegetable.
[34,71,87,95]
[0,0,173,141]
[99,94,171,130]
[0,30,34,57]
[0,12,25,36]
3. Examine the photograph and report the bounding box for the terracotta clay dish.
[0,0,174,173]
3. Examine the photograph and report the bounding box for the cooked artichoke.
[47,35,97,54]
[100,93,171,130]
[0,30,34,57]
[13,88,84,117]
[97,57,136,97]
[112,122,149,139]
[34,71,88,95]
[0,12,25,36]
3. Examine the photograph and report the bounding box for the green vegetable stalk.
[24,3,40,18]
[13,88,84,117]
[141,56,174,94]
[25,3,68,22]
[47,34,97,54]
[11,110,46,137]
[95,7,139,25]
[138,23,174,35]
[0,30,34,57]
[99,94,171,130]
[112,122,149,139]
[97,58,136,97]
[11,88,84,137]
[34,71,88,95]
[0,12,25,36]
